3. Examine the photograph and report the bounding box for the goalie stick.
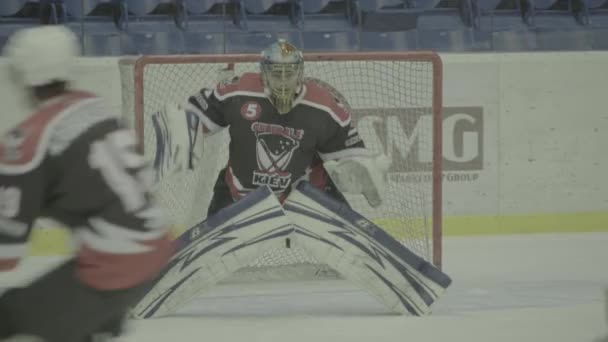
[131,186,292,319]
[284,182,451,315]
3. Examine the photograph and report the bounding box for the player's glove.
[323,154,390,208]
[151,102,204,180]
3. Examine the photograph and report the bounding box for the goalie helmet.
[3,26,79,87]
[260,39,304,114]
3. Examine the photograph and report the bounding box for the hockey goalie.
[134,39,452,318]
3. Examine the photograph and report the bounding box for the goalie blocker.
[134,182,451,318]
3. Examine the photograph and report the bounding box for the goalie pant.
[207,162,350,217]
[0,91,173,342]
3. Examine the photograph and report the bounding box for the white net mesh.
[119,53,442,282]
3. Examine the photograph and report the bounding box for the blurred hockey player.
[0,26,172,341]
[185,39,388,214]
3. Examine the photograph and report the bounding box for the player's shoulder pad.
[0,91,107,173]
[300,81,351,127]
[214,72,266,100]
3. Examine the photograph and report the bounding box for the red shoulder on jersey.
[301,81,350,125]
[215,72,265,98]
[0,91,96,166]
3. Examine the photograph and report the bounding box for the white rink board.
[2,233,607,342]
[0,52,606,220]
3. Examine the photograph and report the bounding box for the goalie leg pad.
[284,182,451,316]
[132,186,292,319]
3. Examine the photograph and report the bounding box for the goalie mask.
[260,39,304,114]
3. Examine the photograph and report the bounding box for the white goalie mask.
[260,39,304,114]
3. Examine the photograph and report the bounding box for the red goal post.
[120,51,443,272]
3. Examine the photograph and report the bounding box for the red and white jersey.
[0,91,172,290]
[187,72,368,200]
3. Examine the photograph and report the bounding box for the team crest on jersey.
[241,101,262,121]
[251,122,304,190]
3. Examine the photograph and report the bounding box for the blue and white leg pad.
[132,186,292,319]
[284,182,452,316]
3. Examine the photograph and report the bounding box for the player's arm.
[0,155,44,271]
[55,119,172,290]
[317,104,389,207]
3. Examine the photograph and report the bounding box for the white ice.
[2,233,607,342]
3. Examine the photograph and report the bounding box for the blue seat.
[532,0,559,10]
[475,0,527,25]
[409,0,442,10]
[125,0,163,16]
[225,31,301,53]
[237,0,298,32]
[0,0,27,16]
[0,1,68,24]
[63,0,85,17]
[88,0,120,16]
[301,31,359,52]
[359,30,417,50]
[299,0,332,13]
[185,0,226,14]
[242,0,288,14]
[65,0,121,18]
[356,0,403,11]
[528,0,569,22]
[475,0,502,12]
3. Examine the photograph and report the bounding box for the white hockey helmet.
[3,25,79,87]
[260,39,304,114]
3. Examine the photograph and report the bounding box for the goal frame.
[121,51,443,269]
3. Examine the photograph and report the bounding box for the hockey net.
[119,52,443,282]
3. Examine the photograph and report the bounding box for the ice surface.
[2,233,607,342]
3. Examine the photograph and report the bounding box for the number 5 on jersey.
[240,101,262,121]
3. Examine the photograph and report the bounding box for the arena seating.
[0,1,29,17]
[1,0,607,55]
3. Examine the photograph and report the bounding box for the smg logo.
[353,107,483,172]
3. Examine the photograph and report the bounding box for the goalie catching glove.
[323,153,390,208]
[151,102,205,180]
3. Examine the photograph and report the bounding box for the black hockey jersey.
[187,72,367,200]
[0,91,172,290]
